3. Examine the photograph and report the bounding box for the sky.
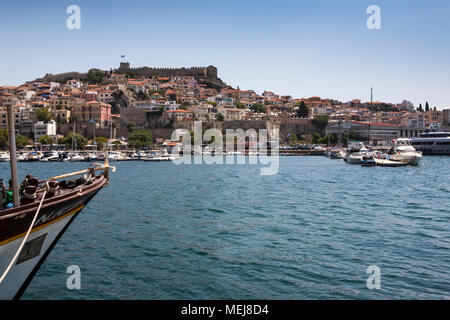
[0,0,449,109]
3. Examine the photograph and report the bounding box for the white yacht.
[0,152,10,162]
[389,138,422,165]
[107,151,126,161]
[69,153,85,162]
[411,132,450,155]
[345,152,370,164]
[39,151,60,162]
[27,151,43,161]
[17,152,28,162]
[344,141,370,164]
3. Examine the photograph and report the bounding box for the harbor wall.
[58,119,318,142]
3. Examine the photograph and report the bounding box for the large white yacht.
[411,132,450,155]
[389,138,422,165]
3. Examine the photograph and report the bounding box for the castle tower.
[119,62,130,72]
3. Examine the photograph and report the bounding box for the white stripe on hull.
[0,213,75,300]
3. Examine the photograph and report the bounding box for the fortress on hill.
[117,62,218,79]
[41,63,219,82]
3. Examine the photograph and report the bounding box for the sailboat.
[0,105,115,299]
[69,122,85,162]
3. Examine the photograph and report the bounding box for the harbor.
[2,155,446,300]
[1,0,450,305]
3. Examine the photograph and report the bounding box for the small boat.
[361,155,376,166]
[0,152,10,162]
[84,153,98,162]
[39,152,60,162]
[328,148,344,159]
[107,151,126,161]
[374,158,408,167]
[69,153,85,162]
[27,152,43,162]
[16,153,28,162]
[345,153,365,164]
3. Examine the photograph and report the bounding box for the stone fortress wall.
[118,62,218,79]
[40,63,218,82]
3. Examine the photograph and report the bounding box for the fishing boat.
[0,105,115,300]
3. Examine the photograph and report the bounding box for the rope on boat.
[0,189,47,284]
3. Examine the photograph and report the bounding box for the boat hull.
[0,175,106,300]
[346,156,362,164]
[389,153,422,166]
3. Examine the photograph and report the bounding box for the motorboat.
[388,138,422,165]
[27,151,43,162]
[361,155,376,166]
[69,153,85,162]
[0,152,10,162]
[39,152,60,162]
[107,151,126,161]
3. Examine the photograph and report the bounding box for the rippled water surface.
[1,156,449,299]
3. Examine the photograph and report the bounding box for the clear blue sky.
[1,0,449,109]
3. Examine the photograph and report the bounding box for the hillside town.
[0,63,449,149]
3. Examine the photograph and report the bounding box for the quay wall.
[59,119,318,142]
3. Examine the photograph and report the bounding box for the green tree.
[250,103,266,113]
[0,129,31,150]
[58,133,88,149]
[417,104,424,112]
[128,130,153,149]
[0,128,8,149]
[317,134,336,145]
[95,137,108,149]
[312,132,321,144]
[235,101,246,109]
[312,115,329,130]
[36,107,53,123]
[425,101,430,112]
[296,101,309,118]
[217,113,225,121]
[15,135,30,149]
[87,68,106,84]
[157,106,165,117]
[39,135,54,146]
[136,91,149,101]
[287,133,298,145]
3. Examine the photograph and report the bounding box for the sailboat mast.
[7,105,20,207]
[110,119,113,153]
[368,87,373,144]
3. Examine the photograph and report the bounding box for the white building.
[135,100,179,112]
[207,94,235,106]
[34,120,57,140]
[399,100,415,112]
